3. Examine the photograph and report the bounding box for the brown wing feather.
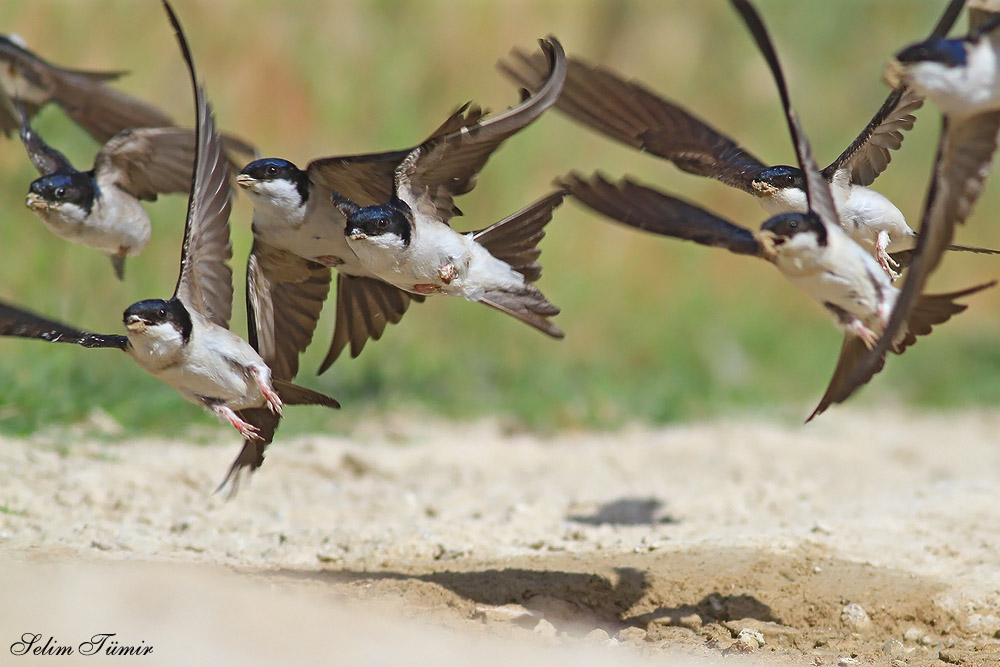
[318,274,423,373]
[167,8,234,330]
[499,50,768,194]
[246,240,332,381]
[400,37,566,225]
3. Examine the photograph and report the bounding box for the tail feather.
[945,243,1000,255]
[473,190,565,283]
[481,287,564,339]
[273,379,341,408]
[894,281,996,353]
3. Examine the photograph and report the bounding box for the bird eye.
[789,220,798,229]
[265,165,278,176]
[376,218,389,230]
[54,187,66,199]
[158,308,166,318]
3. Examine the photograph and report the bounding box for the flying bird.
[499,0,1000,280]
[0,0,338,493]
[844,5,1000,405]
[237,37,567,377]
[0,30,257,161]
[559,0,992,422]
[16,101,206,280]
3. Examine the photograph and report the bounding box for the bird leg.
[252,368,283,416]
[875,231,900,280]
[210,404,261,440]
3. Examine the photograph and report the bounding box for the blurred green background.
[0,0,998,439]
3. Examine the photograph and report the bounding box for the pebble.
[532,618,557,637]
[616,627,647,643]
[729,628,765,652]
[584,628,610,642]
[837,658,861,666]
[882,639,905,657]
[473,603,539,629]
[840,603,872,632]
[903,627,924,642]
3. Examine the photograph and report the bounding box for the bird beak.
[756,230,781,260]
[125,314,148,333]
[347,230,368,241]
[883,59,904,89]
[25,193,48,211]
[235,174,255,190]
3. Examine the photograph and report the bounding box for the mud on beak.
[347,230,368,241]
[125,314,149,333]
[235,174,255,190]
[25,192,49,211]
[883,59,904,89]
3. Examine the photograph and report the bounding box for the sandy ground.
[1,410,1000,666]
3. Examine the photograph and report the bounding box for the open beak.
[235,174,255,189]
[883,59,904,89]
[347,230,367,241]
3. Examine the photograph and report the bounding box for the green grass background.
[0,0,998,439]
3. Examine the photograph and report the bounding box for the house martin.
[499,0,1000,280]
[16,100,205,280]
[558,0,992,422]
[0,30,258,162]
[0,1,338,493]
[844,6,1000,406]
[237,37,566,375]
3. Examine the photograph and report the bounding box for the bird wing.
[806,335,884,423]
[167,4,234,330]
[395,37,566,225]
[823,87,923,186]
[317,274,424,373]
[14,98,73,175]
[0,299,126,350]
[823,0,966,185]
[245,239,331,381]
[843,112,1000,395]
[731,0,841,230]
[559,172,763,257]
[499,50,768,194]
[95,127,199,200]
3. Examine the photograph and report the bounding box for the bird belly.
[842,186,915,253]
[37,195,151,255]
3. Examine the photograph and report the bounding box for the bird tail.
[473,191,565,338]
[895,281,996,353]
[945,243,1000,255]
[273,379,341,408]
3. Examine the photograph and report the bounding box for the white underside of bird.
[347,216,528,300]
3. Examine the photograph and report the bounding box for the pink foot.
[212,405,261,440]
[876,231,900,280]
[438,262,458,284]
[847,320,879,349]
[253,368,283,416]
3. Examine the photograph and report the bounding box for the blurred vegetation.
[0,0,998,440]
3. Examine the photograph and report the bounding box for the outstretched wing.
[317,274,424,373]
[559,172,763,257]
[395,37,566,225]
[499,50,768,194]
[245,240,331,381]
[0,299,126,350]
[166,2,234,330]
[844,112,1000,396]
[730,0,840,230]
[823,0,966,185]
